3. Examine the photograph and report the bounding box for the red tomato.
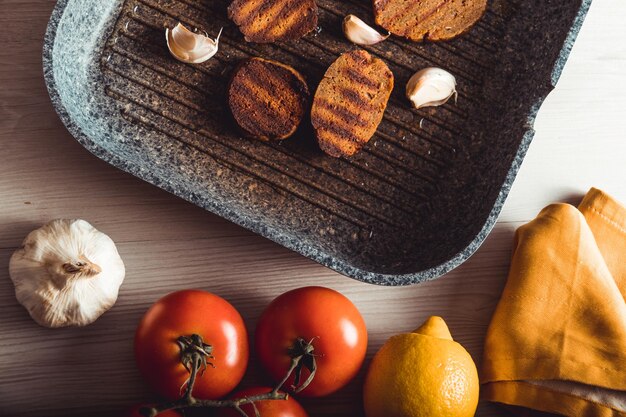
[134,290,248,400]
[124,404,181,417]
[255,286,367,397]
[216,386,309,417]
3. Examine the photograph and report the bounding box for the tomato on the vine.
[255,286,367,397]
[216,386,309,417]
[134,290,248,400]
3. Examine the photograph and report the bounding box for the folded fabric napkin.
[482,188,626,416]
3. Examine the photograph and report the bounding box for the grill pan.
[43,0,591,285]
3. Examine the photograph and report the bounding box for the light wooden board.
[0,0,625,416]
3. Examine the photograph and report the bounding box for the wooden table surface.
[1,0,625,416]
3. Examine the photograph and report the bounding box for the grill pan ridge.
[43,0,592,285]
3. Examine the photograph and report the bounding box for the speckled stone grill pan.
[43,0,592,285]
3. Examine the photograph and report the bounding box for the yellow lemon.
[363,316,479,417]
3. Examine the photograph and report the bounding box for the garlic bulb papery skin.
[9,219,125,328]
[166,22,222,64]
[343,14,389,45]
[406,67,457,110]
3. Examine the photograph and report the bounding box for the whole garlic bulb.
[9,219,125,328]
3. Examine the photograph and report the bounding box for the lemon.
[363,316,479,417]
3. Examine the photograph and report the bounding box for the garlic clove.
[406,67,457,110]
[166,22,222,64]
[343,14,390,46]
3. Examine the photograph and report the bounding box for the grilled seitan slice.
[311,50,393,158]
[373,0,487,42]
[228,57,310,141]
[228,0,318,43]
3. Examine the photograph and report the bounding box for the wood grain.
[1,0,625,416]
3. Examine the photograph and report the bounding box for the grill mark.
[312,111,373,146]
[417,14,452,40]
[418,0,454,27]
[339,52,392,93]
[242,0,289,40]
[313,98,372,129]
[342,49,369,67]
[317,121,367,146]
[311,104,349,133]
[261,1,308,39]
[389,0,451,36]
[252,57,309,92]
[318,136,357,158]
[231,72,288,132]
[381,0,420,27]
[343,67,380,90]
[337,86,374,109]
[241,66,285,108]
[248,60,301,104]
[392,0,431,33]
[228,0,266,26]
[285,4,318,40]
[230,78,284,136]
[253,0,293,37]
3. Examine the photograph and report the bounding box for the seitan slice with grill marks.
[373,0,487,42]
[311,50,394,158]
[228,57,310,141]
[228,0,318,43]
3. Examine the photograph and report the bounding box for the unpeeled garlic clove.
[343,14,389,46]
[166,22,222,64]
[406,67,457,110]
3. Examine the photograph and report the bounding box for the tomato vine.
[140,334,317,417]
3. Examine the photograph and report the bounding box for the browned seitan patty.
[311,50,393,158]
[373,0,487,41]
[228,0,318,43]
[228,57,309,141]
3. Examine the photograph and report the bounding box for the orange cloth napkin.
[482,188,626,416]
